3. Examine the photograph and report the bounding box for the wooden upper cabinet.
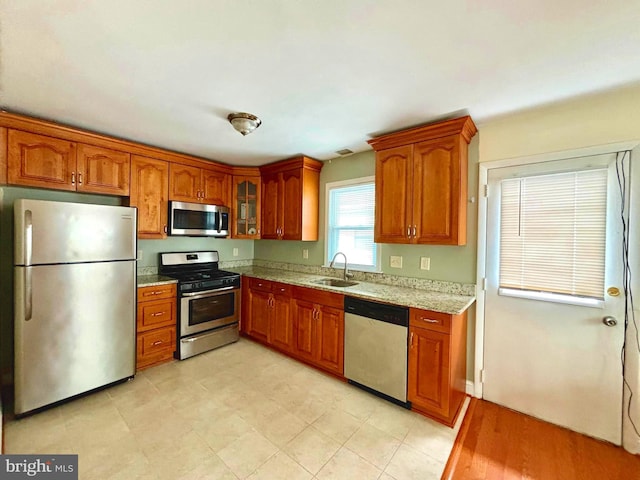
[169,163,201,202]
[169,163,231,205]
[232,171,261,239]
[368,116,476,245]
[7,129,131,196]
[374,145,413,243]
[259,156,322,241]
[77,144,130,195]
[128,155,169,239]
[260,172,281,239]
[281,169,303,240]
[202,168,231,205]
[8,130,77,191]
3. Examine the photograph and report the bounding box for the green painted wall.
[138,237,254,267]
[254,138,479,285]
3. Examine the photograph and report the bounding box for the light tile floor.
[4,339,468,479]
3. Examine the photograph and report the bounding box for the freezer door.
[14,199,136,265]
[14,261,136,414]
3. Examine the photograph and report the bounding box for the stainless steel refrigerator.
[13,199,137,415]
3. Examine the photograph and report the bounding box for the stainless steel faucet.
[329,252,354,280]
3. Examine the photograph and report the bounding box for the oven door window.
[189,293,235,326]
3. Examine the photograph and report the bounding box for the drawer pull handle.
[151,312,165,317]
[152,340,163,346]
[421,318,439,323]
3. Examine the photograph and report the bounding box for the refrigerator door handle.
[24,209,33,267]
[25,267,32,321]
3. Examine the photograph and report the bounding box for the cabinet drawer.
[137,326,176,363]
[249,277,272,292]
[137,298,175,332]
[410,308,451,333]
[138,283,176,302]
[292,285,343,309]
[271,281,291,296]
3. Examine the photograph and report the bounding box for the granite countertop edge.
[137,275,178,287]
[230,266,475,315]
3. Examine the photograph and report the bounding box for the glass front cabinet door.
[232,175,261,239]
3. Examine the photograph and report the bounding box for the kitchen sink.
[311,278,359,288]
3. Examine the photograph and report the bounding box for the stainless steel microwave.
[169,201,229,237]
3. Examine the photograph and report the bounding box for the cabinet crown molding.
[259,155,323,174]
[368,115,477,151]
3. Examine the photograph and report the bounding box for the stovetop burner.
[158,251,240,294]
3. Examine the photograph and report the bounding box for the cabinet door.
[247,289,270,342]
[76,144,130,195]
[129,155,169,239]
[281,168,302,240]
[270,292,293,352]
[232,176,261,239]
[202,168,231,206]
[261,172,281,239]
[169,164,201,202]
[374,145,413,243]
[408,327,450,417]
[7,130,76,191]
[293,299,316,363]
[315,305,344,375]
[413,135,464,245]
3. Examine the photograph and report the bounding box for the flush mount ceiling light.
[227,112,262,136]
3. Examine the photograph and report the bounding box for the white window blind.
[499,168,607,300]
[327,180,378,270]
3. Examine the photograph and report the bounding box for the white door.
[483,153,626,444]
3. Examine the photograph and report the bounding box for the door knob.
[602,316,617,327]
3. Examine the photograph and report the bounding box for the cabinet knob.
[71,172,76,185]
[78,172,83,185]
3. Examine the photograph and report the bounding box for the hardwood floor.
[443,398,640,480]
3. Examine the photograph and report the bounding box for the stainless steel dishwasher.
[344,296,410,408]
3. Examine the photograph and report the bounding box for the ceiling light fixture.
[227,112,261,136]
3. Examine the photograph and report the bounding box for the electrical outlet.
[390,255,403,268]
[137,250,143,262]
[420,257,431,270]
[302,249,309,259]
[233,248,239,257]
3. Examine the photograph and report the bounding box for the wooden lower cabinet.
[136,283,177,370]
[408,308,467,426]
[241,277,344,377]
[242,278,294,351]
[291,286,344,376]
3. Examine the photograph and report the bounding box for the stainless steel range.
[159,251,241,360]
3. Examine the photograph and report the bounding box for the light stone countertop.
[230,266,475,315]
[137,275,178,288]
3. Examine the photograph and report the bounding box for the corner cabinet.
[232,168,261,239]
[259,156,323,241]
[408,308,467,427]
[368,116,477,245]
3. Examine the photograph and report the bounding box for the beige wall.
[479,83,640,162]
[476,82,640,453]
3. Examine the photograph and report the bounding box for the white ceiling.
[1,0,639,166]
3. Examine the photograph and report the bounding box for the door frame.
[474,140,640,449]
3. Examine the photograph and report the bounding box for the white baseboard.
[466,380,475,396]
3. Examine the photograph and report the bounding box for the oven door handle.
[181,286,237,298]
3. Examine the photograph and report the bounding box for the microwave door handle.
[182,286,236,297]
